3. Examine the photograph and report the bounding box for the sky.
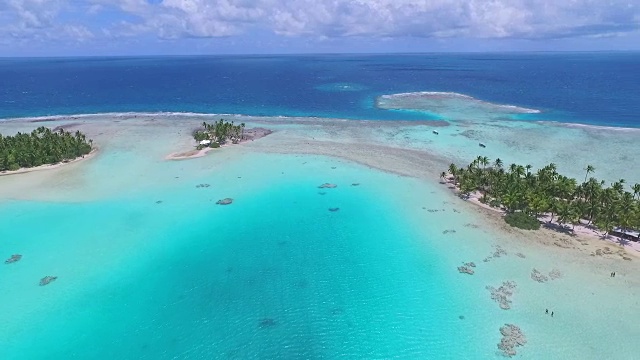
[1,0,639,56]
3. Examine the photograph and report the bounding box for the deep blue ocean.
[1,53,638,127]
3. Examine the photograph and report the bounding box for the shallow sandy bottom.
[1,113,639,359]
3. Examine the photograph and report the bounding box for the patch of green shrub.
[504,212,540,230]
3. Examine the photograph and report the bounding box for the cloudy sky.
[1,0,639,56]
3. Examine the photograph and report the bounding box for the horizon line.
[1,49,639,59]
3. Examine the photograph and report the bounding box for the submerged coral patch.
[315,82,368,92]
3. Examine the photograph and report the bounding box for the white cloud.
[0,0,97,43]
[261,0,640,39]
[1,0,639,45]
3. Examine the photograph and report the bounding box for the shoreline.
[0,148,98,177]
[440,177,640,260]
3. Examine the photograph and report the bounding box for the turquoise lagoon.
[1,115,640,359]
[1,149,500,359]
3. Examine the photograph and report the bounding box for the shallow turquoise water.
[0,153,496,359]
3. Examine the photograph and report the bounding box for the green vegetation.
[193,119,245,149]
[504,212,541,230]
[445,156,640,235]
[0,127,93,172]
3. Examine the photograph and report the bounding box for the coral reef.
[497,324,527,357]
[4,254,22,264]
[531,268,549,283]
[259,318,277,328]
[483,245,507,262]
[39,276,58,286]
[487,281,517,310]
[549,268,562,280]
[216,198,233,205]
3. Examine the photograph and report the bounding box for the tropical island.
[443,156,640,241]
[167,119,272,160]
[193,119,246,149]
[0,126,94,173]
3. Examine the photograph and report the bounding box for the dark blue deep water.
[1,53,638,127]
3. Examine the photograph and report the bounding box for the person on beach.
[546,309,548,314]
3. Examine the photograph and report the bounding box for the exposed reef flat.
[377,91,541,114]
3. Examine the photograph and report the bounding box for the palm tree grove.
[0,127,93,172]
[443,156,640,236]
[193,119,245,149]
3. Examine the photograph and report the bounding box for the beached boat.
[433,130,439,135]
[479,143,486,148]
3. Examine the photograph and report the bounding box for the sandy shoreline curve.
[440,178,640,259]
[0,148,98,177]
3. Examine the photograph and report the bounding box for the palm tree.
[583,165,595,184]
[633,183,640,201]
[443,156,640,237]
[480,156,489,170]
[448,164,458,184]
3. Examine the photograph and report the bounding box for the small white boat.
[433,130,439,135]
